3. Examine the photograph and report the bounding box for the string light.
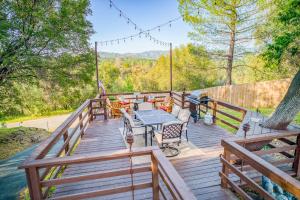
[98,0,182,47]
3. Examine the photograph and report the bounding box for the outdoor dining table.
[134,109,179,146]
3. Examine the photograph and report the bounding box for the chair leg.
[123,123,125,135]
[186,130,188,141]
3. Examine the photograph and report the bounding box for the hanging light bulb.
[124,38,126,42]
[127,18,130,24]
[119,10,122,17]
[158,26,160,32]
[131,36,133,40]
[139,32,141,38]
[169,21,172,27]
[134,25,137,30]
[109,0,112,8]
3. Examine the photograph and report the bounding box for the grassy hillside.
[0,127,50,159]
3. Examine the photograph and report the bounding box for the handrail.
[25,99,91,162]
[220,133,300,199]
[21,146,196,200]
[106,90,171,96]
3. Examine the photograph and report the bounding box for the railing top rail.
[211,99,247,113]
[20,146,155,169]
[231,130,300,144]
[105,91,171,96]
[22,99,91,164]
[222,139,300,197]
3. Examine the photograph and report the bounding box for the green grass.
[0,109,74,124]
[0,127,50,159]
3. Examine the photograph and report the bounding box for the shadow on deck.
[54,117,237,200]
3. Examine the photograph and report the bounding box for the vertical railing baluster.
[28,167,43,200]
[151,153,159,200]
[212,100,217,124]
[221,149,230,188]
[89,100,93,122]
[79,113,83,137]
[103,97,108,120]
[181,91,185,109]
[63,131,69,153]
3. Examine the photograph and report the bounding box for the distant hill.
[99,50,168,60]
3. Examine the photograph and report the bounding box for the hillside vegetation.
[0,127,50,159]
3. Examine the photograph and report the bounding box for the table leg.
[145,126,147,146]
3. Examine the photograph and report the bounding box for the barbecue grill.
[186,90,210,122]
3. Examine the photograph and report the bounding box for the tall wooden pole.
[95,41,100,93]
[170,42,173,92]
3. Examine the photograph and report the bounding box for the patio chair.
[159,96,174,113]
[178,109,191,141]
[154,121,183,157]
[123,112,144,136]
[171,104,181,117]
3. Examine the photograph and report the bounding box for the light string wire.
[98,0,182,47]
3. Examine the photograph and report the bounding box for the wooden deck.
[53,117,238,199]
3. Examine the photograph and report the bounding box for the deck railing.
[103,90,247,131]
[20,146,196,200]
[220,131,300,199]
[20,96,195,200]
[19,97,107,199]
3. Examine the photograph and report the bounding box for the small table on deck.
[134,109,179,146]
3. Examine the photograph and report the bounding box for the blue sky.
[88,0,192,53]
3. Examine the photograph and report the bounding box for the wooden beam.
[53,182,152,200]
[221,139,300,197]
[41,166,151,187]
[151,154,159,200]
[220,156,274,200]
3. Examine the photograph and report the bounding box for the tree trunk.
[262,70,300,129]
[226,26,236,85]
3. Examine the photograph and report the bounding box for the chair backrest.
[171,105,181,117]
[106,97,111,107]
[178,109,191,123]
[124,112,136,131]
[111,101,122,109]
[162,121,183,140]
[139,102,153,110]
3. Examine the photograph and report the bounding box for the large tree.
[260,0,300,129]
[0,0,93,85]
[178,0,262,85]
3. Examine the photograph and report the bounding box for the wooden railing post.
[181,91,185,109]
[103,97,108,120]
[27,167,43,200]
[89,100,93,122]
[293,135,300,177]
[212,100,217,124]
[151,153,159,200]
[221,149,230,188]
[63,131,69,153]
[79,113,84,137]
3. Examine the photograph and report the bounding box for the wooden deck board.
[54,118,238,199]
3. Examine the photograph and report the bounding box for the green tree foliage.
[178,0,262,85]
[260,0,300,70]
[0,52,96,117]
[0,0,94,118]
[98,44,219,93]
[258,0,300,129]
